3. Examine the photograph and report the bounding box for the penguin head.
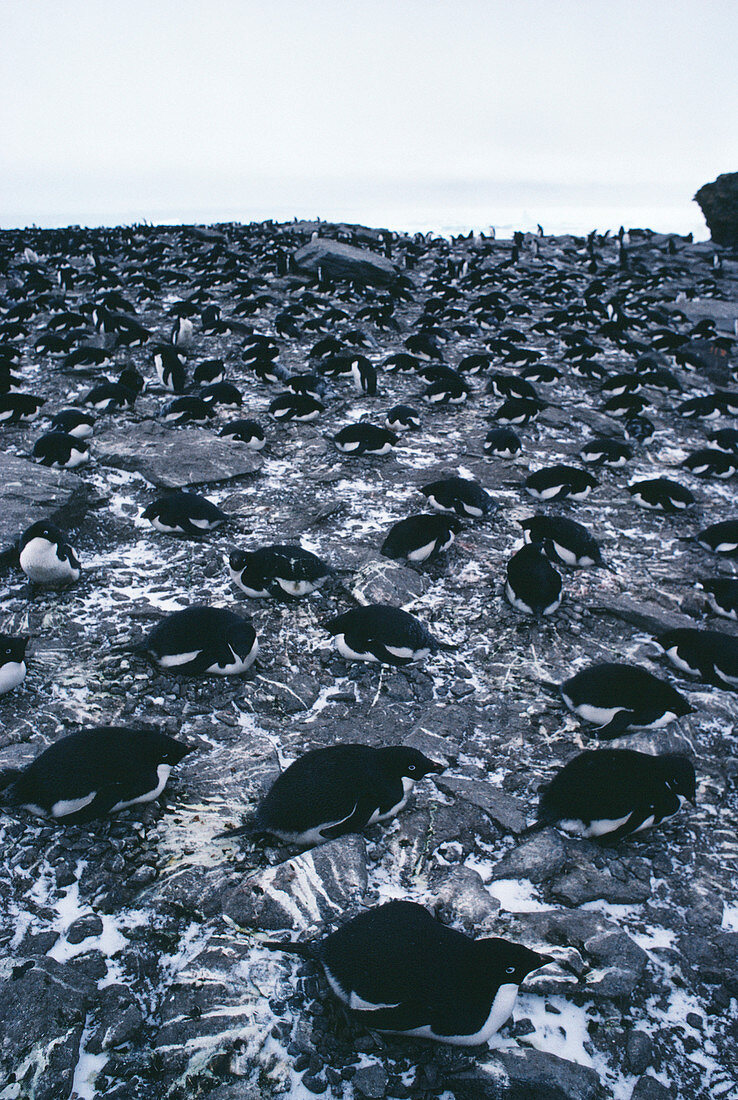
[20,520,65,548]
[478,940,553,982]
[225,618,257,658]
[661,755,697,805]
[379,746,445,780]
[0,635,28,663]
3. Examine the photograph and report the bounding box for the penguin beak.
[427,759,446,774]
[535,953,555,968]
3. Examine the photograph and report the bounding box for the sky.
[2,0,737,236]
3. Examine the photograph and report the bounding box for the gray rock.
[435,776,528,833]
[350,557,428,606]
[451,1048,602,1100]
[582,931,648,998]
[0,450,88,559]
[552,864,652,907]
[66,913,104,944]
[694,172,738,246]
[293,238,398,287]
[630,1075,674,1100]
[223,834,368,930]
[352,1062,388,1098]
[488,830,569,883]
[625,1030,653,1075]
[429,864,501,932]
[94,420,262,488]
[145,863,240,918]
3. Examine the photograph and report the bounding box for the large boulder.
[293,237,398,286]
[0,451,89,561]
[694,172,738,246]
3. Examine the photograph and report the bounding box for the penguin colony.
[0,222,737,1096]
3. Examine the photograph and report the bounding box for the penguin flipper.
[318,797,377,840]
[594,712,633,739]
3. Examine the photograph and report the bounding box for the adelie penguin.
[0,727,193,822]
[229,545,333,598]
[0,393,46,423]
[143,605,259,676]
[682,448,738,479]
[381,514,463,564]
[557,662,692,738]
[162,396,214,425]
[385,405,421,432]
[421,477,496,518]
[50,409,95,439]
[142,491,229,536]
[526,749,696,843]
[627,478,694,512]
[0,635,28,695]
[525,465,597,503]
[579,436,632,467]
[697,520,738,555]
[520,515,605,568]
[32,432,90,469]
[697,577,738,620]
[266,900,552,1046]
[484,426,521,458]
[19,521,81,586]
[269,393,325,422]
[655,628,738,691]
[505,543,562,616]
[219,744,444,846]
[324,604,449,666]
[152,344,187,392]
[333,424,397,456]
[219,419,266,448]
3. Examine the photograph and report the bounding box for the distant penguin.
[528,749,696,842]
[505,543,562,616]
[709,429,738,453]
[19,521,81,586]
[32,432,90,469]
[324,604,447,666]
[0,727,193,822]
[558,662,692,738]
[144,605,259,676]
[682,449,738,479]
[0,635,28,695]
[142,491,229,536]
[229,545,333,598]
[491,397,546,425]
[484,427,521,458]
[654,628,738,691]
[198,381,243,409]
[698,577,738,620]
[50,409,95,439]
[520,515,605,568]
[266,900,552,1046]
[171,316,194,347]
[162,396,215,424]
[385,405,421,432]
[0,393,46,423]
[627,478,694,512]
[350,357,378,396]
[381,514,463,564]
[525,465,597,503]
[623,416,656,443]
[697,520,738,555]
[219,419,266,448]
[218,744,444,846]
[579,437,632,467]
[193,358,226,386]
[333,424,398,456]
[152,344,187,392]
[420,477,496,518]
[269,393,325,422]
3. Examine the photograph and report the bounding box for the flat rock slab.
[0,450,88,559]
[435,775,528,833]
[94,421,263,488]
[223,834,368,930]
[451,1048,602,1100]
[293,238,398,287]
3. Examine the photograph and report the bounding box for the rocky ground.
[0,219,737,1100]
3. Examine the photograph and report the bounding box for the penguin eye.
[505,966,516,974]
[407,763,416,772]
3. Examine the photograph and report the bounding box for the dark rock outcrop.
[293,238,398,286]
[0,450,88,560]
[694,172,738,246]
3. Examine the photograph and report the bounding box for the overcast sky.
[2,0,736,235]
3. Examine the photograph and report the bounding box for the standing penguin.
[19,522,81,586]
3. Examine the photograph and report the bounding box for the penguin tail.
[264,939,317,959]
[516,819,549,839]
[534,678,561,697]
[433,638,458,652]
[0,768,21,796]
